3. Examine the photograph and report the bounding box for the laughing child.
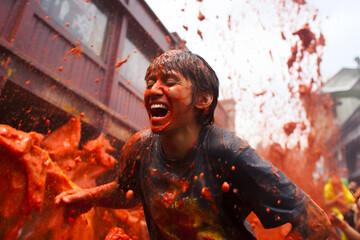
[55,50,330,240]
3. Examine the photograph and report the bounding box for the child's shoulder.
[206,125,250,154]
[207,126,247,144]
[123,129,154,148]
[132,129,153,141]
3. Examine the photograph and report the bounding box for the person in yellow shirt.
[324,175,355,240]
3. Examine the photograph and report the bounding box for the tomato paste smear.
[0,119,147,240]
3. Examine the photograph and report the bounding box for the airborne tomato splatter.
[115,54,130,68]
[222,181,230,192]
[283,122,297,136]
[198,11,205,21]
[197,29,203,40]
[126,190,134,200]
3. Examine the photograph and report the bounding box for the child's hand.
[55,189,95,219]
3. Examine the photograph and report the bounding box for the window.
[39,0,113,61]
[119,37,150,94]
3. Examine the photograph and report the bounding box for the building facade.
[322,67,360,182]
[0,0,233,161]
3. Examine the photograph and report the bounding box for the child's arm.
[285,199,331,240]
[55,181,139,219]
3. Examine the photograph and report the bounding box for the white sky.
[309,0,360,79]
[145,0,360,147]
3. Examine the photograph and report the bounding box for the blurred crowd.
[325,174,360,240]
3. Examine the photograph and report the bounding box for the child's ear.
[196,92,213,113]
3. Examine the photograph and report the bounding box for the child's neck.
[161,122,202,161]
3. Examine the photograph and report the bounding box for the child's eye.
[146,80,155,89]
[165,78,177,86]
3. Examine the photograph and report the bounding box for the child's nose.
[150,80,164,95]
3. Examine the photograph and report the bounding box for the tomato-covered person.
[55,50,330,239]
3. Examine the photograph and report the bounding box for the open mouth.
[150,103,169,118]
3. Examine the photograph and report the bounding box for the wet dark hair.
[145,50,219,125]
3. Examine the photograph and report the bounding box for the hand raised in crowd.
[330,212,360,240]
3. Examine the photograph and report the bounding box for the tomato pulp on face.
[144,70,197,134]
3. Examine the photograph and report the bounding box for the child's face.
[144,69,197,134]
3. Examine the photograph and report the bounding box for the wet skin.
[144,70,196,134]
[144,69,206,160]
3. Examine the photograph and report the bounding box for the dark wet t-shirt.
[117,125,310,240]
